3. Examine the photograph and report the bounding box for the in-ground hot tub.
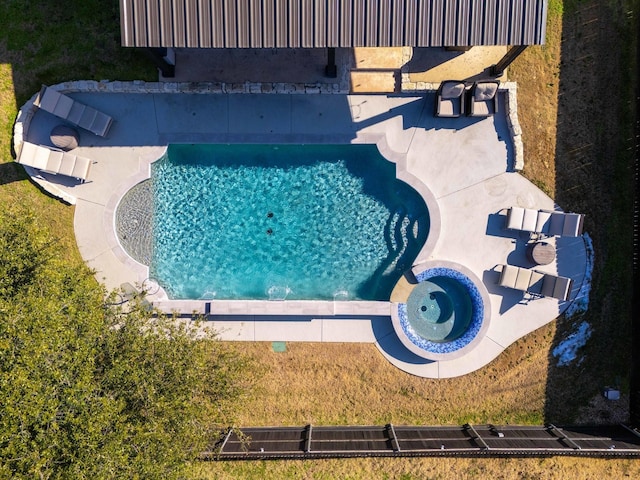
[406,276,473,343]
[392,262,491,361]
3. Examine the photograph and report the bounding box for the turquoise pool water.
[150,144,429,300]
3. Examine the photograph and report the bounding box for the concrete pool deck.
[14,81,588,378]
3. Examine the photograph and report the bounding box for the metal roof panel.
[120,0,549,48]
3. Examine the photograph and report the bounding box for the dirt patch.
[577,392,630,424]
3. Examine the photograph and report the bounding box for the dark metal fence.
[209,424,640,460]
[630,28,640,429]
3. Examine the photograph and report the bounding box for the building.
[119,0,549,79]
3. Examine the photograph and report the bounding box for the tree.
[0,207,250,479]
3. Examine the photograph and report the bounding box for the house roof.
[120,0,548,49]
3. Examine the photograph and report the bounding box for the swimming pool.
[144,144,429,300]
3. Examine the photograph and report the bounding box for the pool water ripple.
[147,144,430,300]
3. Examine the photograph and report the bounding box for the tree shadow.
[543,1,637,424]
[0,161,28,187]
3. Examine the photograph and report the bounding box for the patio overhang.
[120,0,548,49]
[119,1,548,80]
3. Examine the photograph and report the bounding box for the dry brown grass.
[509,4,563,197]
[194,455,640,480]
[229,327,552,427]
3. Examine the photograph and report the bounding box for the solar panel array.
[120,0,548,48]
[211,424,640,459]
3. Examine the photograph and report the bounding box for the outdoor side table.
[527,241,556,265]
[50,125,79,151]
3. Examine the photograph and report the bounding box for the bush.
[0,206,249,479]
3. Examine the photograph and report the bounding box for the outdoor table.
[50,125,79,151]
[527,241,556,265]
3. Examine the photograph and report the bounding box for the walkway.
[14,80,588,378]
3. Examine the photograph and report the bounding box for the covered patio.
[119,0,549,91]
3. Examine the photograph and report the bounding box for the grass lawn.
[191,456,640,480]
[511,0,636,423]
[0,0,154,262]
[1,0,637,478]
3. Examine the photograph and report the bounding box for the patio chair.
[435,80,466,117]
[18,142,92,182]
[506,207,585,237]
[506,206,540,233]
[497,264,573,301]
[34,85,113,137]
[468,81,499,117]
[546,211,585,237]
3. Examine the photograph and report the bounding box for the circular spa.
[406,277,472,343]
[393,265,490,361]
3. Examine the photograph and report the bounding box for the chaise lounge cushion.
[35,85,114,137]
[549,213,565,236]
[499,264,519,288]
[17,142,92,181]
[540,274,572,301]
[548,212,585,237]
[506,207,584,237]
[498,264,570,300]
[561,213,584,236]
[45,150,64,173]
[535,210,552,234]
[506,207,538,232]
[499,265,545,293]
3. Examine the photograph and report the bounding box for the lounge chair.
[506,207,585,237]
[547,211,585,237]
[497,264,573,301]
[468,81,499,117]
[18,142,92,182]
[34,85,113,137]
[435,80,466,117]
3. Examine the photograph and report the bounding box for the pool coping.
[101,140,441,314]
